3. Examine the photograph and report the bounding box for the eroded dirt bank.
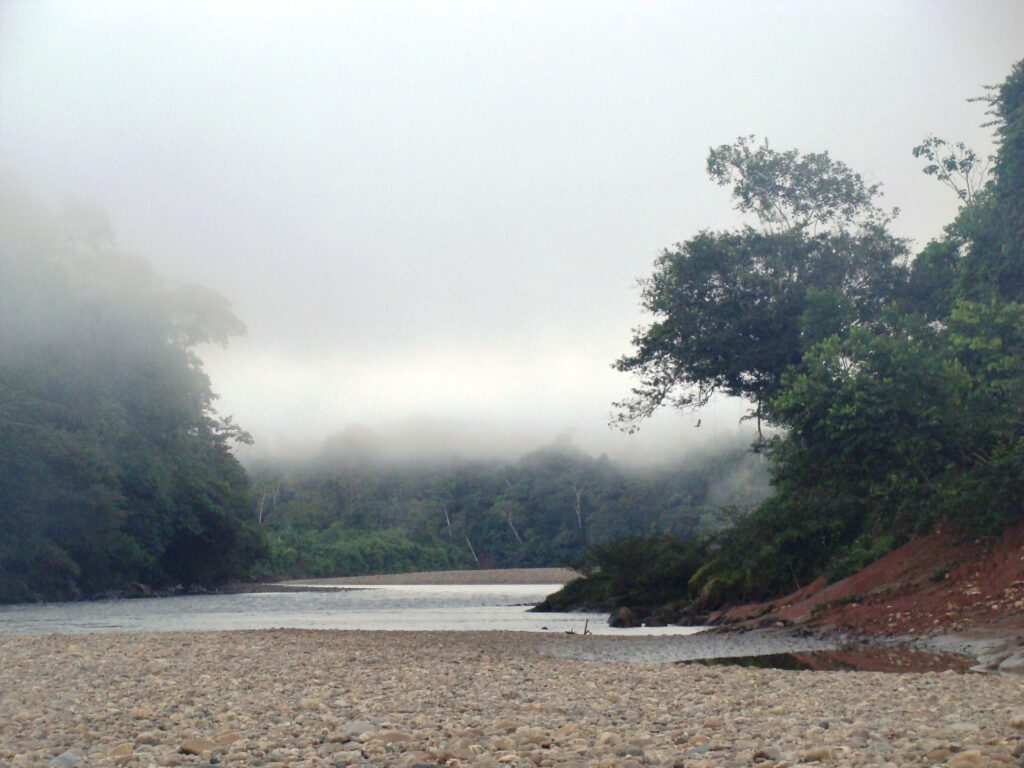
[710,523,1024,673]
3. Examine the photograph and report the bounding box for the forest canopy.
[0,180,261,602]
[250,439,768,579]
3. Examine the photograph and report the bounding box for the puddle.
[542,628,976,670]
[683,646,973,673]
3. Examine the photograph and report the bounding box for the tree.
[614,137,907,437]
[911,135,989,206]
[955,60,1024,303]
[684,61,1024,608]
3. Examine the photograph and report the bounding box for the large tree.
[614,137,907,436]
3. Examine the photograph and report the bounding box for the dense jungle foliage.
[564,60,1024,616]
[250,440,767,578]
[0,183,262,603]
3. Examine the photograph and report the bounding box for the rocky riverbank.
[2,629,1023,768]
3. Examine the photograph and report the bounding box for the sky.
[1,0,1022,462]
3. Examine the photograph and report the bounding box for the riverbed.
[2,629,1021,768]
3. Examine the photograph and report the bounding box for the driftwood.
[566,619,593,636]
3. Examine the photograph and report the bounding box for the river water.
[0,586,975,671]
[0,584,703,636]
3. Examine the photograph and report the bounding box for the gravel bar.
[2,629,1023,767]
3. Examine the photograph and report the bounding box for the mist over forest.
[1,3,1023,608]
[0,176,768,601]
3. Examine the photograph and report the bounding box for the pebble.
[179,738,216,754]
[109,743,132,757]
[48,752,82,768]
[1,630,1021,768]
[799,746,834,762]
[340,719,376,737]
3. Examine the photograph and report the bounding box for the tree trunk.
[573,483,585,532]
[464,530,479,565]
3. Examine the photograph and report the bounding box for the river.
[0,583,703,636]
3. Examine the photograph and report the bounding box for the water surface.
[0,583,703,636]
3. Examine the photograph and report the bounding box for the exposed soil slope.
[714,523,1024,636]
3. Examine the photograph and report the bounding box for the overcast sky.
[2,0,1022,461]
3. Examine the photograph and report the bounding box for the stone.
[998,652,1024,674]
[799,746,834,762]
[614,743,645,757]
[947,751,993,768]
[48,753,83,768]
[491,736,516,751]
[516,726,547,745]
[110,743,133,758]
[442,745,474,761]
[1009,713,1024,730]
[950,721,980,732]
[553,722,580,739]
[179,738,217,755]
[377,730,413,744]
[135,731,161,745]
[340,719,377,738]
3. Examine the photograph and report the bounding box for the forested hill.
[0,181,261,603]
[249,440,769,579]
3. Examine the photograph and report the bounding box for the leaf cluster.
[706,135,895,232]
